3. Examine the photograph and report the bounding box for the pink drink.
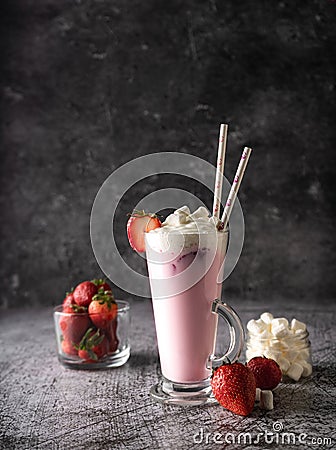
[146,228,228,383]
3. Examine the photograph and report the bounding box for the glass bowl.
[54,300,130,369]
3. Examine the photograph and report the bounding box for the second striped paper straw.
[221,146,252,229]
[212,123,228,219]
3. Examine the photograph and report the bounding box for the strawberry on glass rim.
[127,210,162,253]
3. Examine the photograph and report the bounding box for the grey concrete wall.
[1,0,335,308]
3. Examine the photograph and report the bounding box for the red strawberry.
[61,339,78,356]
[73,281,97,307]
[62,292,76,312]
[59,311,90,344]
[62,292,88,314]
[88,291,118,330]
[247,357,282,390]
[91,278,112,293]
[77,328,109,362]
[211,362,256,416]
[127,210,162,252]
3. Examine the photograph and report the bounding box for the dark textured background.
[0,0,335,308]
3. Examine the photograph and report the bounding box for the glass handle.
[209,299,244,369]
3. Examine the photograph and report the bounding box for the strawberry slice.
[127,210,162,252]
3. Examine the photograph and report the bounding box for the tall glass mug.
[145,227,244,405]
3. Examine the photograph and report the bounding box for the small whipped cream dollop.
[146,206,224,253]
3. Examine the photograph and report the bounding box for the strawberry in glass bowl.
[54,278,130,369]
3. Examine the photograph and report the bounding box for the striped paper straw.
[212,123,228,219]
[221,146,252,229]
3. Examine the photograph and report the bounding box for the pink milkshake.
[145,206,228,383]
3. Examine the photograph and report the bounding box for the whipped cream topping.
[146,206,224,254]
[160,206,218,232]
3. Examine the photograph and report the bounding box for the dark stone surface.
[0,1,335,307]
[0,300,335,449]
